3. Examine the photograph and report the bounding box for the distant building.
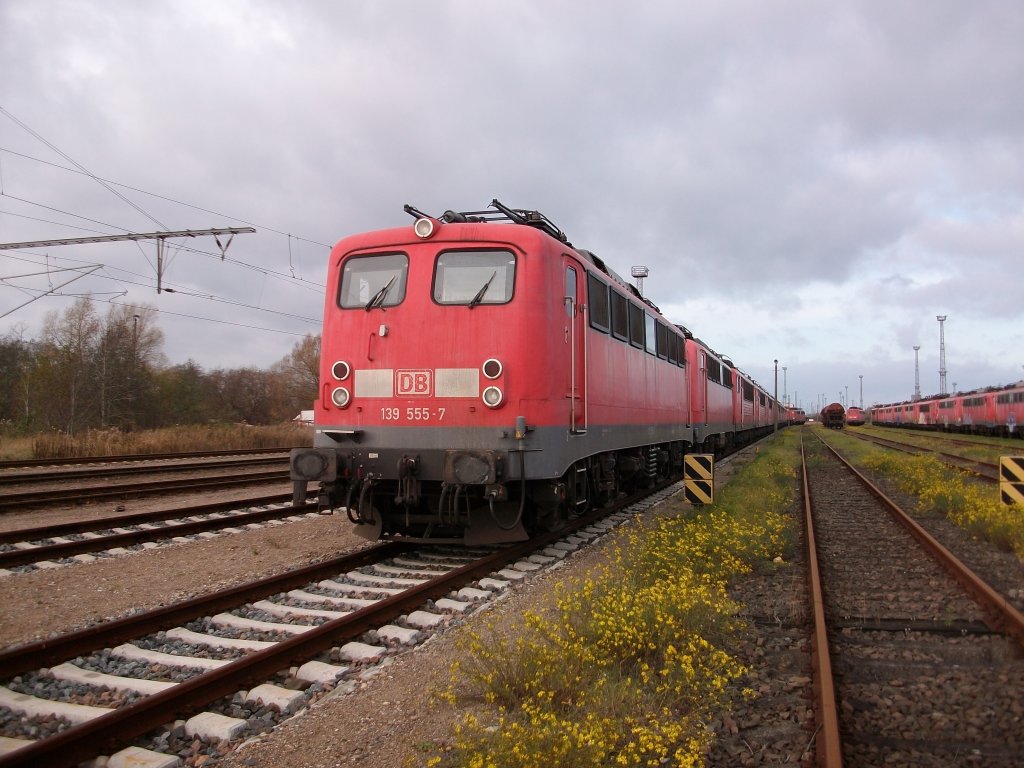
[293,410,314,425]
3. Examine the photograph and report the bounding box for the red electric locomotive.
[290,200,785,544]
[871,380,1024,438]
[845,406,866,426]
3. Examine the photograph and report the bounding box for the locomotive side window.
[433,249,515,305]
[644,314,657,355]
[339,252,408,309]
[610,290,629,341]
[707,357,722,384]
[588,273,610,332]
[656,322,669,360]
[565,266,577,317]
[628,302,644,348]
[742,380,754,401]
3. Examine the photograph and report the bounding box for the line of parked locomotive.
[871,382,1024,438]
[290,200,802,544]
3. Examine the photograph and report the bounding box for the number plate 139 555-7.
[381,407,446,422]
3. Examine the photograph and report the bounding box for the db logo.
[397,369,432,396]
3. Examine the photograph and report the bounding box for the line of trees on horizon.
[0,298,320,436]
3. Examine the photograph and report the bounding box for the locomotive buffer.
[683,454,715,505]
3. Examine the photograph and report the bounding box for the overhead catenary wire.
[3,249,322,325]
[0,201,325,292]
[0,106,328,339]
[0,145,329,249]
[0,109,328,289]
[0,106,169,230]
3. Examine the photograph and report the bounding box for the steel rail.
[0,493,294,545]
[0,455,287,485]
[0,541,408,676]
[0,502,317,568]
[799,436,843,768]
[0,470,289,509]
[817,435,1024,648]
[0,447,293,471]
[845,431,999,482]
[856,424,1023,451]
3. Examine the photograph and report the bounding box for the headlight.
[332,360,351,381]
[482,386,503,408]
[482,358,502,379]
[331,387,351,408]
[413,217,436,239]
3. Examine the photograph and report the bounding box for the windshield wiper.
[467,271,497,309]
[364,275,397,311]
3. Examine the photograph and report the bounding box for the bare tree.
[96,304,165,428]
[34,298,101,434]
[271,334,320,418]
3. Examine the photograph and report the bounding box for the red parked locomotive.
[845,406,866,426]
[870,381,1024,438]
[290,201,786,544]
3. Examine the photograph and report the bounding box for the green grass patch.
[820,427,1024,558]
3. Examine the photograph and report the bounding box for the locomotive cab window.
[339,252,409,309]
[433,249,515,305]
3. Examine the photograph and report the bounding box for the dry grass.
[8,423,311,460]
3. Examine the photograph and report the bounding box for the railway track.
[0,455,288,486]
[844,429,1000,482]
[802,434,1024,766]
[0,470,290,511]
[855,425,1023,450]
[0,495,311,571]
[0,474,682,766]
[0,448,294,472]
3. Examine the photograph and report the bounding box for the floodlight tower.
[937,315,948,395]
[913,345,921,401]
[782,366,788,405]
[631,266,649,296]
[859,374,863,408]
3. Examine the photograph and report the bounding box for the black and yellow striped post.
[1000,456,1024,506]
[683,453,714,505]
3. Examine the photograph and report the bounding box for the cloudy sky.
[2,1,1022,412]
